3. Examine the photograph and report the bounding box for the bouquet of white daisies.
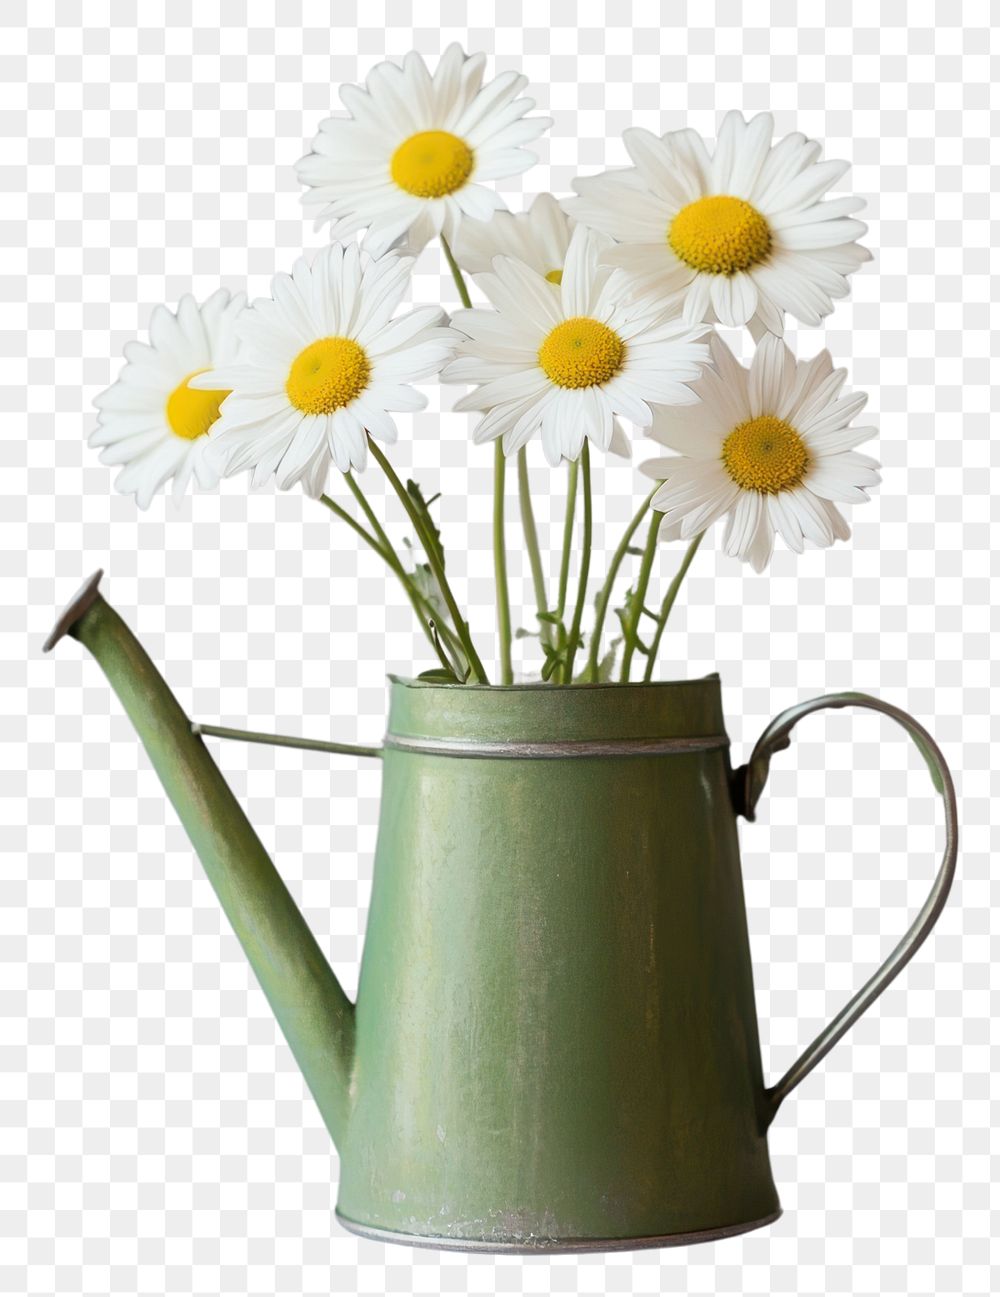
[91,46,878,687]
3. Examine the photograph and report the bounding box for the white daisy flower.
[89,289,245,509]
[643,333,880,572]
[442,224,711,467]
[564,111,871,335]
[453,192,572,281]
[296,44,552,258]
[191,243,456,497]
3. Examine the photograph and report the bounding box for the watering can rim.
[386,672,722,693]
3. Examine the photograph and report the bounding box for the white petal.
[476,261,563,331]
[486,390,554,451]
[784,486,835,547]
[652,459,735,535]
[767,492,807,553]
[709,273,757,328]
[804,452,880,502]
[749,132,822,211]
[747,334,795,417]
[96,426,171,463]
[744,505,775,572]
[816,497,851,542]
[775,217,868,250]
[451,366,549,412]
[682,274,714,327]
[664,127,713,193]
[750,292,785,338]
[710,110,746,191]
[648,407,725,459]
[725,112,774,199]
[798,391,869,440]
[722,491,765,566]
[748,260,828,327]
[622,127,697,208]
[769,196,866,229]
[805,422,878,455]
[607,418,631,459]
[765,158,851,213]
[300,449,333,497]
[559,224,615,317]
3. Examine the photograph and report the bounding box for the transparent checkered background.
[2,2,997,1294]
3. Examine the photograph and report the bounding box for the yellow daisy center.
[722,414,809,494]
[286,337,371,415]
[545,268,563,285]
[538,317,626,390]
[165,369,230,441]
[668,195,772,276]
[390,130,475,199]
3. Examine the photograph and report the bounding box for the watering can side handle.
[191,722,383,761]
[731,691,959,1125]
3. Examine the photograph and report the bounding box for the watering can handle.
[732,691,958,1122]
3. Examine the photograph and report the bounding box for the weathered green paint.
[341,677,779,1246]
[48,574,957,1253]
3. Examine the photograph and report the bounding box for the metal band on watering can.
[730,692,959,1122]
[382,733,730,759]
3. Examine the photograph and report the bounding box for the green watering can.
[46,572,958,1253]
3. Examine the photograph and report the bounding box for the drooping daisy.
[454,192,572,282]
[296,45,552,258]
[442,224,711,466]
[89,289,245,509]
[190,243,456,496]
[643,333,879,571]
[564,111,870,335]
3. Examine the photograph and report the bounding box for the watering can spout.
[45,572,357,1148]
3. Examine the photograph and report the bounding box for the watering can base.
[334,1208,783,1254]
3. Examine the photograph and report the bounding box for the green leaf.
[417,667,460,682]
[595,635,622,683]
[540,655,562,682]
[406,479,445,570]
[615,586,638,635]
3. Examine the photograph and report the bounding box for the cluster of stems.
[320,238,703,686]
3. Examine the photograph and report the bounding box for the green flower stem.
[642,530,705,683]
[554,457,579,684]
[343,470,395,556]
[339,472,461,653]
[493,441,513,684]
[441,236,512,684]
[555,458,579,623]
[340,470,465,660]
[582,485,657,683]
[619,509,663,683]
[517,447,551,650]
[319,491,388,558]
[441,234,473,309]
[367,435,490,684]
[318,492,460,676]
[562,442,592,685]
